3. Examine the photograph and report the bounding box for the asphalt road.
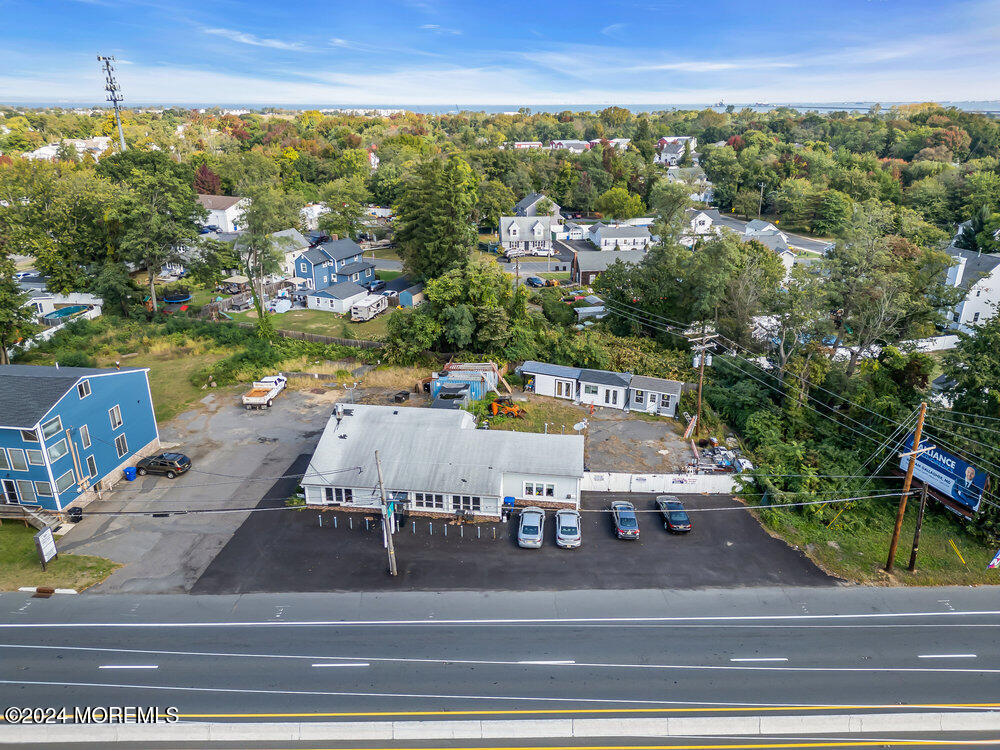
[190,467,833,593]
[1,586,999,723]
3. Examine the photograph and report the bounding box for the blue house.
[294,238,375,291]
[0,365,160,512]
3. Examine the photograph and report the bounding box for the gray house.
[515,193,562,221]
[499,216,553,255]
[628,375,683,417]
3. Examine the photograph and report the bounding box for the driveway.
[193,488,835,593]
[57,389,340,593]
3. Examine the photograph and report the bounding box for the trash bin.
[123,466,137,481]
[67,507,83,523]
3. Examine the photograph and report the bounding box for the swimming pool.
[43,305,88,320]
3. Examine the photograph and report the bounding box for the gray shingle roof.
[594,224,651,239]
[0,364,146,429]
[301,246,330,265]
[574,249,646,272]
[578,369,630,387]
[319,237,365,262]
[515,193,544,212]
[629,375,684,396]
[307,280,367,300]
[518,361,582,379]
[950,246,1000,290]
[500,216,552,243]
[303,405,584,499]
[269,228,310,251]
[336,260,375,276]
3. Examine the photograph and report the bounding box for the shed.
[628,374,684,417]
[398,283,425,307]
[518,361,582,401]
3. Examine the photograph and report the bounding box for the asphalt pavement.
[1,586,1000,746]
[190,482,833,593]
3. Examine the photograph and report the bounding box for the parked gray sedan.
[517,506,546,548]
[554,509,582,548]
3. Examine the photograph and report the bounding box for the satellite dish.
[572,420,588,432]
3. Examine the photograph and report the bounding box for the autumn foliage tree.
[194,163,222,194]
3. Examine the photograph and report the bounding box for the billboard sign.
[900,433,987,514]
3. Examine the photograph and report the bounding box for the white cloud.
[202,27,305,51]
[600,23,626,39]
[419,24,462,35]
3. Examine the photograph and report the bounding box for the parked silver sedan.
[517,506,546,548]
[554,509,582,548]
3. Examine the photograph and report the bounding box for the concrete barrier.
[582,471,740,494]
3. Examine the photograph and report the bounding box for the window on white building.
[453,495,481,512]
[41,416,62,440]
[114,433,128,458]
[633,390,645,403]
[414,492,445,509]
[584,384,598,396]
[331,487,352,503]
[77,380,91,399]
[661,394,673,407]
[109,405,123,430]
[974,312,981,323]
[523,482,555,498]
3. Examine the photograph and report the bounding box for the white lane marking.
[97,665,158,670]
[918,653,978,659]
[311,662,369,668]
[730,657,788,663]
[517,660,576,665]
[0,644,995,674]
[2,609,1000,628]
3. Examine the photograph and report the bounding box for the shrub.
[56,351,97,368]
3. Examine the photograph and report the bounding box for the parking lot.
[193,476,836,593]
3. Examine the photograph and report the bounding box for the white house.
[196,194,249,233]
[300,203,330,231]
[589,223,652,251]
[509,141,543,150]
[655,136,698,166]
[518,361,683,417]
[666,166,714,203]
[515,193,562,221]
[944,246,1000,333]
[304,280,369,313]
[269,228,312,278]
[589,138,631,150]
[658,136,698,150]
[499,216,553,255]
[301,404,584,519]
[367,145,380,171]
[549,139,591,154]
[23,137,112,162]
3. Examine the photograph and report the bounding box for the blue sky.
[1,0,998,105]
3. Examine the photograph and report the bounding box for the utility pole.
[886,401,927,573]
[757,182,766,217]
[907,483,929,572]
[686,324,717,438]
[374,450,398,577]
[97,55,127,152]
[514,256,520,288]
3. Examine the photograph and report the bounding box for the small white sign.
[34,527,57,565]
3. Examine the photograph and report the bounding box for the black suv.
[136,452,191,479]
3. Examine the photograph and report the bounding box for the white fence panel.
[581,472,739,494]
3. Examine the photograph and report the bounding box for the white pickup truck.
[241,374,287,410]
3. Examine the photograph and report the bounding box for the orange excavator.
[489,397,527,419]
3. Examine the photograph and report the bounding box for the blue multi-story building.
[294,238,375,291]
[0,365,160,512]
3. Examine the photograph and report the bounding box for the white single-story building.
[302,404,585,518]
[304,280,369,313]
[196,194,249,233]
[518,361,684,417]
[589,223,652,251]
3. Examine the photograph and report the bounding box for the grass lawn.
[755,498,1000,586]
[0,524,119,591]
[229,308,389,341]
[370,248,401,261]
[479,394,586,435]
[378,270,402,281]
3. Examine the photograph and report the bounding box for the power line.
[927,406,1000,422]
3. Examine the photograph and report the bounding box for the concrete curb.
[2,710,999,744]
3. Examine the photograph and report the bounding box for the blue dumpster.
[123,466,137,481]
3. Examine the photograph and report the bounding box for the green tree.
[474,179,515,232]
[811,189,854,236]
[116,169,204,312]
[0,250,37,364]
[318,176,370,239]
[384,307,443,364]
[732,188,760,219]
[394,157,478,281]
[594,186,644,220]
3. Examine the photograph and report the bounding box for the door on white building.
[605,388,618,406]
[1,479,17,504]
[555,379,573,398]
